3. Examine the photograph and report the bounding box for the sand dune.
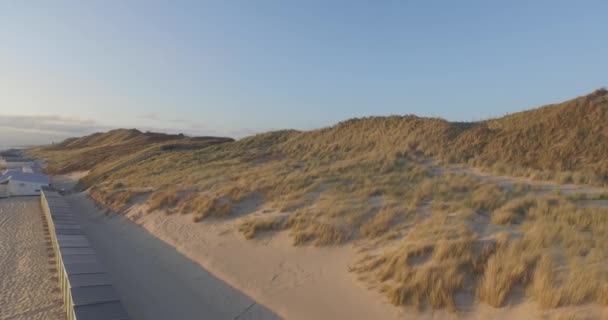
[117,199,606,320]
[0,197,63,320]
[51,171,608,320]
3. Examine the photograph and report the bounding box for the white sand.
[55,172,608,320]
[0,197,64,320]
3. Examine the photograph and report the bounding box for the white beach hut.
[0,157,34,169]
[0,172,50,197]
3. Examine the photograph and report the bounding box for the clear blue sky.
[1,1,606,145]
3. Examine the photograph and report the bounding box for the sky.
[1,1,607,146]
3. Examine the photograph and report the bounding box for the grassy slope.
[475,88,608,178]
[31,89,608,185]
[28,89,608,312]
[27,128,234,183]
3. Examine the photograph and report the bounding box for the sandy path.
[439,164,608,195]
[64,192,279,320]
[0,197,64,320]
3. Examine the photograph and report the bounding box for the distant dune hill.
[463,88,608,175]
[228,89,608,170]
[29,128,234,178]
[30,89,608,187]
[280,88,608,180]
[49,128,185,149]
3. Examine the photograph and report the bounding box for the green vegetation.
[27,89,608,312]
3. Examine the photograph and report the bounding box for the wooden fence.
[41,189,130,320]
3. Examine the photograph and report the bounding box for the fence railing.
[41,189,130,320]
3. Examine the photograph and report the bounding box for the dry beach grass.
[27,89,608,317]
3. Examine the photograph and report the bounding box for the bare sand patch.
[0,197,63,320]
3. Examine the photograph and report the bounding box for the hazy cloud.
[225,127,262,138]
[0,114,109,146]
[0,114,107,134]
[137,113,261,138]
[138,113,191,125]
[0,113,263,147]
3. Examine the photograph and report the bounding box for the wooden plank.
[57,238,91,248]
[70,285,120,306]
[62,254,99,264]
[73,301,129,320]
[41,190,130,320]
[60,248,96,255]
[67,273,113,288]
[56,229,86,235]
[64,262,105,275]
[57,234,88,241]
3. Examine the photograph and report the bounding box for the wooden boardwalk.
[41,190,129,320]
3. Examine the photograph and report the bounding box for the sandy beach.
[0,197,64,320]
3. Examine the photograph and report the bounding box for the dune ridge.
[29,89,608,319]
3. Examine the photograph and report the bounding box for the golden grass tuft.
[354,215,487,311]
[491,196,536,225]
[238,216,285,239]
[147,191,179,213]
[476,239,535,307]
[288,220,353,246]
[359,205,406,239]
[531,254,608,308]
[355,194,608,312]
[468,184,508,211]
[191,195,232,222]
[112,190,135,210]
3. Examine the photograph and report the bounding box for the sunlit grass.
[28,89,608,313]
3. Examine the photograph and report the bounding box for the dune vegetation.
[27,89,608,313]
